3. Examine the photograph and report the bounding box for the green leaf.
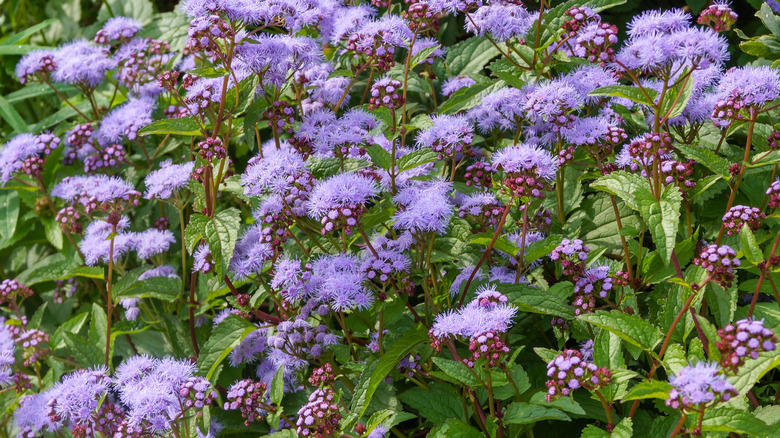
[0,94,28,133]
[0,45,44,55]
[42,216,63,250]
[138,116,201,136]
[588,85,658,106]
[730,346,780,393]
[410,44,440,70]
[507,285,576,320]
[440,80,503,115]
[5,83,76,104]
[196,315,255,380]
[469,235,518,257]
[63,332,104,368]
[1,19,57,45]
[636,184,682,265]
[88,303,108,353]
[740,223,764,265]
[523,235,563,265]
[224,75,259,115]
[581,418,632,438]
[579,310,663,351]
[758,2,780,38]
[243,100,270,150]
[430,357,480,387]
[446,37,500,76]
[270,365,284,405]
[674,143,731,177]
[350,326,428,419]
[591,171,647,210]
[701,407,770,436]
[0,190,20,241]
[428,419,483,438]
[622,380,673,401]
[188,67,228,78]
[659,70,694,121]
[503,402,571,425]
[186,209,242,278]
[365,144,393,170]
[397,148,439,171]
[115,276,182,302]
[398,384,465,423]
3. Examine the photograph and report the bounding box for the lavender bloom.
[421,0,482,15]
[368,426,389,438]
[120,298,141,321]
[715,66,780,108]
[0,134,37,183]
[268,319,339,361]
[323,4,376,44]
[95,17,142,44]
[193,243,216,274]
[242,148,311,200]
[416,114,474,160]
[502,230,546,266]
[236,35,322,89]
[133,228,175,260]
[360,234,412,283]
[46,367,112,426]
[79,219,136,265]
[346,14,413,56]
[298,108,378,157]
[522,81,583,128]
[307,172,378,226]
[442,75,476,96]
[97,98,155,144]
[0,323,15,388]
[465,3,534,41]
[449,265,484,296]
[51,175,140,206]
[230,226,273,279]
[144,160,195,199]
[468,87,524,132]
[185,77,223,115]
[626,8,691,38]
[305,253,374,311]
[52,40,115,89]
[229,328,268,366]
[561,65,619,105]
[492,143,559,181]
[431,287,517,340]
[393,180,453,235]
[666,362,736,409]
[14,393,57,434]
[410,37,445,64]
[15,50,57,84]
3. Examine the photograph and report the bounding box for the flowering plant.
[1,0,780,437]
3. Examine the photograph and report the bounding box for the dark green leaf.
[636,184,682,265]
[0,190,20,241]
[365,144,393,170]
[430,357,480,387]
[138,116,202,136]
[196,315,256,380]
[701,407,769,436]
[588,85,658,106]
[507,285,576,320]
[591,171,647,210]
[503,402,571,424]
[674,143,731,177]
[398,148,438,171]
[579,310,663,351]
[398,384,465,423]
[0,94,28,133]
[270,365,285,405]
[622,380,673,401]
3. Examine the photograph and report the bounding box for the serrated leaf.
[469,235,518,257]
[591,171,647,210]
[636,184,682,265]
[63,332,103,367]
[740,223,764,265]
[701,407,770,436]
[365,144,393,170]
[446,37,500,76]
[410,44,440,70]
[675,143,731,177]
[115,276,182,302]
[430,357,480,387]
[186,209,242,277]
[42,216,63,250]
[428,419,483,438]
[196,315,255,380]
[503,402,571,424]
[589,85,658,106]
[579,310,663,351]
[138,116,201,136]
[350,326,428,420]
[507,285,576,320]
[440,80,502,114]
[397,148,438,171]
[523,235,563,264]
[730,346,780,393]
[622,380,673,401]
[398,384,465,423]
[580,418,632,438]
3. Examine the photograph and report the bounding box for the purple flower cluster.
[693,244,740,288]
[416,114,474,161]
[717,319,777,372]
[666,362,737,410]
[308,173,378,235]
[545,349,612,401]
[430,287,517,349]
[296,388,341,437]
[394,180,453,235]
[550,238,590,279]
[722,205,764,236]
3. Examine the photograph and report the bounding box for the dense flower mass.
[2,2,780,437]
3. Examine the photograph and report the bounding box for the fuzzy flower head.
[51,175,140,213]
[698,1,738,32]
[666,362,736,410]
[442,75,476,96]
[95,17,142,44]
[97,98,155,145]
[626,8,691,38]
[693,244,740,288]
[305,253,374,311]
[491,144,558,199]
[307,173,378,235]
[394,180,453,235]
[229,226,274,280]
[144,160,195,200]
[346,15,413,71]
[0,134,59,183]
[15,50,57,84]
[79,218,136,265]
[235,34,322,90]
[468,87,524,133]
[458,192,504,230]
[416,114,475,161]
[52,40,116,89]
[522,81,583,129]
[430,288,516,350]
[133,228,175,260]
[713,66,780,121]
[466,3,534,42]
